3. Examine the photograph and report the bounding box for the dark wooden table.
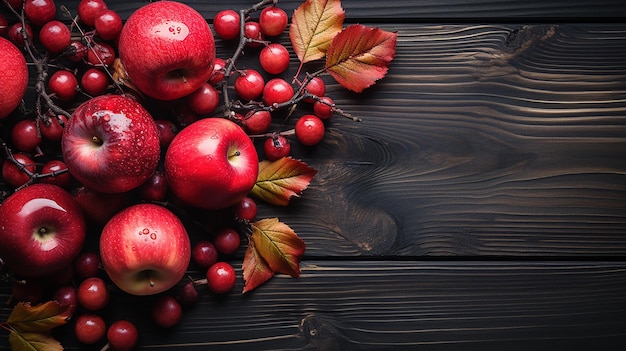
[2,0,626,350]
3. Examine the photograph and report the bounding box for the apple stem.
[229,150,241,158]
[145,271,155,287]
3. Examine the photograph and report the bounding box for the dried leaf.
[9,331,63,351]
[250,218,305,278]
[290,0,345,63]
[7,301,72,333]
[242,239,274,293]
[325,24,398,92]
[252,157,317,206]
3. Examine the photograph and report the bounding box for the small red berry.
[213,228,241,255]
[77,277,109,311]
[263,78,294,107]
[313,96,335,120]
[234,196,257,221]
[39,20,71,54]
[213,10,240,40]
[259,6,288,37]
[107,320,138,351]
[206,261,236,294]
[74,314,106,345]
[234,69,265,101]
[151,295,183,328]
[295,114,325,146]
[244,21,264,47]
[259,43,290,75]
[263,135,291,161]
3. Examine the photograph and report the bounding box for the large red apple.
[165,118,259,210]
[0,36,28,119]
[0,183,86,277]
[61,94,160,193]
[99,203,191,296]
[118,1,215,100]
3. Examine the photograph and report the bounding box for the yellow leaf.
[250,218,305,278]
[7,301,72,333]
[9,331,63,351]
[252,157,317,206]
[289,0,345,63]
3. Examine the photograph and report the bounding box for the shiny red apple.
[0,184,86,277]
[61,94,160,193]
[117,1,215,100]
[164,117,259,210]
[0,37,28,119]
[99,203,191,295]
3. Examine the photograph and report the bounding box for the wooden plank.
[59,0,626,21]
[246,23,626,257]
[2,261,625,350]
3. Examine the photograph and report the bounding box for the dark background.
[2,0,626,350]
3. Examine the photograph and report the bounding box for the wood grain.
[3,261,625,350]
[91,0,626,21]
[1,1,626,350]
[249,23,626,257]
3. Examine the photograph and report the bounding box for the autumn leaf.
[251,157,317,206]
[325,24,398,92]
[250,218,305,278]
[241,239,274,293]
[9,331,63,351]
[290,0,345,63]
[7,301,72,333]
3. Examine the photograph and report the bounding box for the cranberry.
[234,69,265,101]
[107,320,138,351]
[304,77,326,103]
[8,22,33,48]
[244,21,264,47]
[24,0,57,27]
[263,135,291,161]
[295,114,325,146]
[39,20,71,54]
[206,261,237,294]
[1,152,36,188]
[74,314,106,345]
[78,0,108,27]
[67,40,88,62]
[73,251,101,279]
[139,170,169,202]
[233,196,257,221]
[259,43,290,75]
[94,9,122,41]
[192,240,218,269]
[11,119,42,152]
[259,6,289,37]
[208,57,226,85]
[263,78,294,107]
[81,67,110,96]
[154,119,178,148]
[213,9,240,40]
[87,41,115,67]
[187,83,220,115]
[77,277,109,311]
[244,110,272,135]
[40,160,71,188]
[213,228,241,255]
[39,114,67,142]
[151,295,183,328]
[313,96,335,120]
[48,70,78,102]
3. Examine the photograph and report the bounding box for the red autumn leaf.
[251,157,317,206]
[241,239,274,293]
[250,218,305,278]
[9,331,63,351]
[289,0,345,63]
[7,301,72,333]
[325,24,398,92]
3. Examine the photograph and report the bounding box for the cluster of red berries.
[211,5,337,159]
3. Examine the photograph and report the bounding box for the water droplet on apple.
[142,228,150,235]
[211,134,219,139]
[150,233,157,240]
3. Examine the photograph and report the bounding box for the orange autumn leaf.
[252,157,317,206]
[9,331,63,351]
[241,238,274,293]
[7,301,72,333]
[325,24,398,92]
[250,218,305,278]
[290,0,345,63]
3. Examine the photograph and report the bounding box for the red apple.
[0,37,29,119]
[117,1,215,100]
[0,184,87,277]
[164,118,259,210]
[61,94,160,193]
[99,203,191,295]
